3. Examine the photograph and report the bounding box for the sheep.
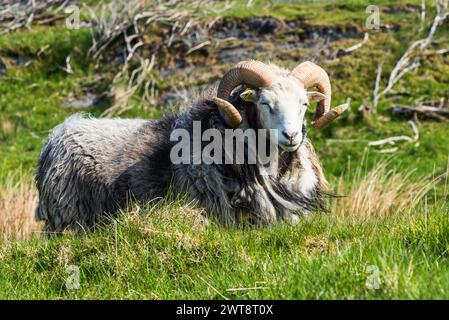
[35,60,347,232]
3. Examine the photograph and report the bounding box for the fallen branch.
[88,0,213,61]
[436,47,449,54]
[379,147,399,154]
[368,135,414,147]
[0,0,75,35]
[87,0,224,116]
[185,40,211,55]
[333,33,368,59]
[368,120,419,149]
[420,0,426,28]
[373,0,449,105]
[372,62,383,112]
[391,104,449,120]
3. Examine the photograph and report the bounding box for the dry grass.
[0,161,443,239]
[0,177,42,240]
[86,0,227,117]
[333,160,445,218]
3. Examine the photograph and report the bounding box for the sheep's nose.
[282,130,299,143]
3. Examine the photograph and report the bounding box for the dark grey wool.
[35,91,328,232]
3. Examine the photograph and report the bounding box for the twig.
[408,119,420,140]
[345,97,352,112]
[59,55,73,74]
[368,120,419,148]
[333,33,368,59]
[420,0,426,30]
[436,47,449,54]
[368,135,414,147]
[198,276,229,300]
[226,286,269,292]
[88,0,227,116]
[0,0,74,35]
[379,147,399,154]
[375,0,449,103]
[391,104,449,120]
[185,40,211,55]
[341,33,369,54]
[372,62,383,112]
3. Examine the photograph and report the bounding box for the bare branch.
[343,33,369,54]
[391,104,449,120]
[334,32,368,58]
[372,62,383,112]
[368,136,414,147]
[185,40,211,55]
[420,0,426,27]
[376,0,449,103]
[368,120,419,149]
[0,0,74,35]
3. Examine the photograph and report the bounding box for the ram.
[35,60,347,232]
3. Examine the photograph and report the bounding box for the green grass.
[220,0,426,25]
[1,0,449,299]
[1,189,449,299]
[1,0,448,182]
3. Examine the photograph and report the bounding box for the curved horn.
[289,61,342,129]
[215,60,276,127]
[312,103,349,129]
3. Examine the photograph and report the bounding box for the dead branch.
[379,147,399,154]
[185,40,211,55]
[391,104,449,120]
[420,0,426,30]
[422,97,449,108]
[59,55,73,74]
[0,0,75,35]
[408,119,420,139]
[346,32,369,52]
[338,32,369,56]
[87,0,215,61]
[372,62,383,112]
[87,0,229,116]
[373,0,449,106]
[368,120,419,149]
[436,47,449,54]
[368,135,414,147]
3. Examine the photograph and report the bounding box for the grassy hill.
[0,0,449,299]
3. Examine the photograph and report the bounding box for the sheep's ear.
[307,91,326,103]
[240,89,258,103]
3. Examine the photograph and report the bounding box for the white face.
[240,77,325,152]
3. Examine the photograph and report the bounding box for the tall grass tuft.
[0,160,445,239]
[0,176,41,240]
[333,160,445,218]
